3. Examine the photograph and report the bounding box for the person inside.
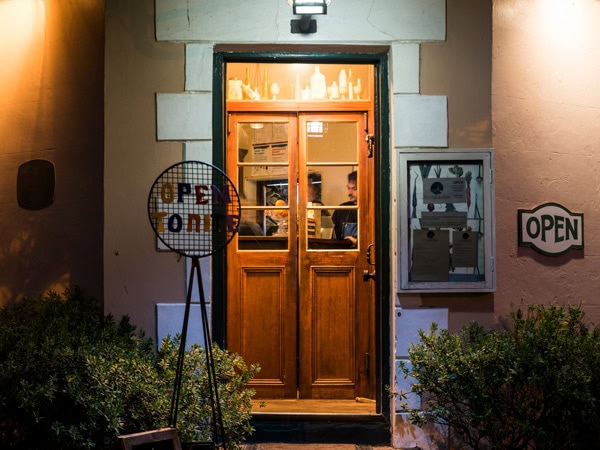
[332,170,358,246]
[238,194,264,236]
[308,173,323,205]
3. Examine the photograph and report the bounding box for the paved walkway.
[242,445,395,449]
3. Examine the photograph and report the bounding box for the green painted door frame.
[211,46,392,444]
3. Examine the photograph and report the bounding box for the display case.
[226,62,373,112]
[398,149,495,292]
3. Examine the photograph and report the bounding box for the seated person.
[332,171,358,246]
[239,219,263,236]
[238,195,264,236]
[307,173,330,215]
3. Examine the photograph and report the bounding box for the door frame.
[211,45,392,443]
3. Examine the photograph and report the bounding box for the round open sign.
[147,161,241,258]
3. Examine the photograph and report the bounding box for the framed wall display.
[398,149,495,292]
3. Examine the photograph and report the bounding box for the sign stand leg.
[169,256,227,449]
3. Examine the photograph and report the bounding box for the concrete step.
[241,445,395,450]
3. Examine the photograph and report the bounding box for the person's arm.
[344,235,357,246]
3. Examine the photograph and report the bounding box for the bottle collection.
[228,65,365,101]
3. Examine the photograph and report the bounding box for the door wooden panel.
[240,266,287,388]
[227,111,374,401]
[226,114,298,399]
[305,266,356,395]
[297,113,373,399]
[228,256,297,398]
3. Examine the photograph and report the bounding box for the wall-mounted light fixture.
[290,0,329,34]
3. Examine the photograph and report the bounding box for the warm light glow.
[539,0,585,44]
[494,1,600,119]
[0,0,46,103]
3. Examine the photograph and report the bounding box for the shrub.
[157,337,259,446]
[0,288,258,449]
[401,304,600,450]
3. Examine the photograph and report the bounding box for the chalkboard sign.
[118,428,182,450]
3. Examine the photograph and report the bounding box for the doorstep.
[241,445,394,449]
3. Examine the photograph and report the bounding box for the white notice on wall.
[423,178,467,204]
[411,229,449,281]
[421,211,468,229]
[452,230,479,267]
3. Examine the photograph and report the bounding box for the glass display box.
[226,62,372,107]
[398,149,496,292]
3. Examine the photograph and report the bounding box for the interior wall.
[492,0,600,324]
[0,0,104,306]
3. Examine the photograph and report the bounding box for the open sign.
[518,202,584,256]
[150,182,239,234]
[147,161,240,258]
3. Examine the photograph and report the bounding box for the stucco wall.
[405,0,495,334]
[104,0,186,329]
[0,0,104,306]
[493,0,600,324]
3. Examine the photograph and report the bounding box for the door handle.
[363,243,376,281]
[365,134,375,158]
[362,269,376,281]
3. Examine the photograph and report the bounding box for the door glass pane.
[306,164,358,250]
[238,123,289,164]
[305,120,359,249]
[237,122,290,250]
[306,121,358,163]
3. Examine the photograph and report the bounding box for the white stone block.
[394,94,448,147]
[156,0,445,43]
[156,0,280,42]
[184,141,212,163]
[395,307,448,357]
[185,44,214,92]
[391,43,420,94]
[367,0,446,42]
[156,303,211,350]
[156,93,212,140]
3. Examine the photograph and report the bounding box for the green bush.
[0,288,259,449]
[401,304,600,450]
[157,337,258,446]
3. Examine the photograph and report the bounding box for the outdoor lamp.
[293,0,328,15]
[291,0,329,34]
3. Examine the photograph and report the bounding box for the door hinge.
[365,134,375,158]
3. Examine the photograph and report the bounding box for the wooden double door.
[226,112,375,400]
